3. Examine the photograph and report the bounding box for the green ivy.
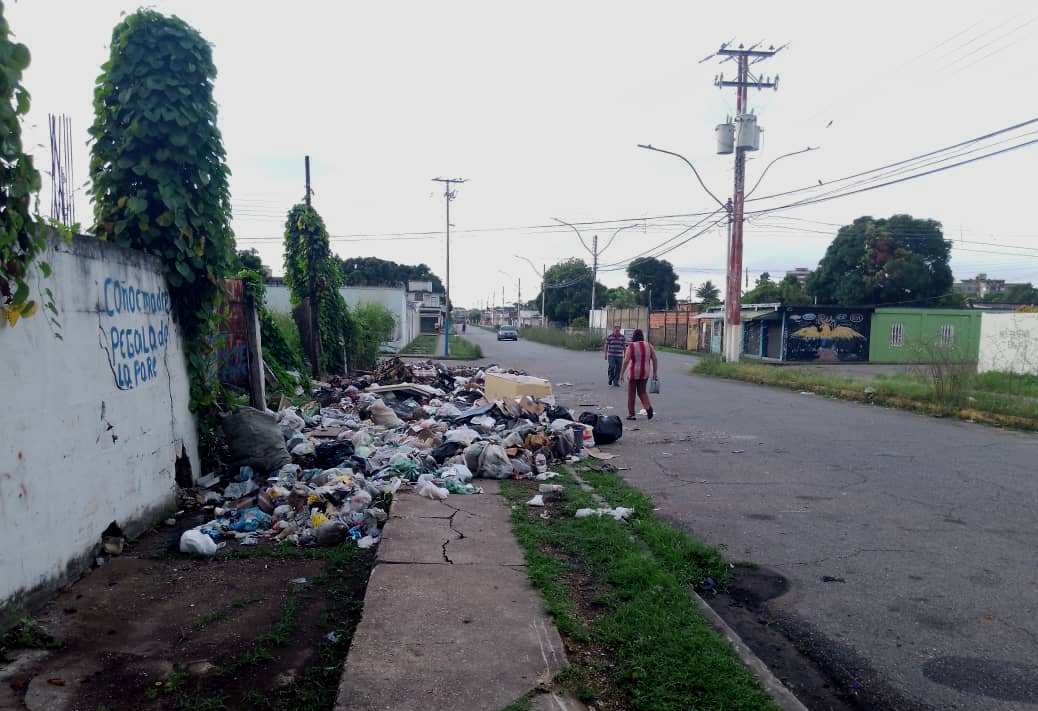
[88,10,234,419]
[0,3,45,328]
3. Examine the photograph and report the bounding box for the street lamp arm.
[745,146,819,199]
[637,144,727,209]
[514,254,543,277]
[552,217,594,255]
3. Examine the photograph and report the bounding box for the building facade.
[869,308,981,363]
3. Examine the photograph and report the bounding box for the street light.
[515,255,545,326]
[498,269,520,327]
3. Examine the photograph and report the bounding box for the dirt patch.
[707,564,932,711]
[2,520,375,711]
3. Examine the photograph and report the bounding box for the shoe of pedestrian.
[647,407,654,420]
[626,415,636,421]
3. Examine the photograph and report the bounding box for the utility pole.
[541,264,546,325]
[590,234,599,315]
[432,177,466,356]
[304,155,321,378]
[517,277,521,328]
[713,42,782,362]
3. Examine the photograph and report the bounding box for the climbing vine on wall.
[0,3,45,328]
[88,10,235,415]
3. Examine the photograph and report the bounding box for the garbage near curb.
[574,506,636,522]
[180,359,598,552]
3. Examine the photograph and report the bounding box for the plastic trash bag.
[223,407,292,473]
[416,480,449,500]
[431,441,463,464]
[370,398,404,427]
[445,427,480,445]
[592,416,623,446]
[223,479,258,500]
[180,529,218,556]
[477,444,512,480]
[464,442,486,472]
[470,415,497,432]
[526,494,545,507]
[538,484,563,494]
[437,402,462,418]
[501,431,524,449]
[291,440,316,457]
[574,506,635,522]
[444,463,474,483]
[534,471,558,481]
[229,507,273,532]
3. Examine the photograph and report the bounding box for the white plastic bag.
[180,529,218,556]
[416,481,449,500]
[437,402,462,418]
[445,427,480,445]
[526,494,545,507]
[370,399,404,427]
[538,484,563,494]
[444,463,474,483]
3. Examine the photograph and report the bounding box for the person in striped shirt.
[603,325,626,387]
[619,329,657,420]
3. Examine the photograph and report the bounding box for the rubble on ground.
[177,361,623,555]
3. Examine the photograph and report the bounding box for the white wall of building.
[1,236,198,614]
[978,312,1038,375]
[265,284,415,351]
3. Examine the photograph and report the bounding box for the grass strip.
[502,470,777,711]
[693,356,1038,431]
[520,326,602,351]
[400,334,437,354]
[447,336,483,359]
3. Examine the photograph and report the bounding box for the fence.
[648,309,695,349]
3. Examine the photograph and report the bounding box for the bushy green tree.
[88,9,234,416]
[338,256,443,292]
[806,215,952,306]
[606,286,639,308]
[695,280,721,309]
[627,257,680,309]
[530,258,606,325]
[0,2,44,328]
[235,248,265,273]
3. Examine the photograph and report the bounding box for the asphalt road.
[464,328,1038,711]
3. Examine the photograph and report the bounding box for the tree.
[696,281,721,309]
[606,286,638,308]
[627,257,680,309]
[1003,283,1038,305]
[337,256,444,293]
[778,274,810,305]
[530,258,607,325]
[0,3,44,328]
[743,273,781,303]
[806,215,952,306]
[235,248,266,274]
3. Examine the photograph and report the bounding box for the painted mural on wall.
[784,309,870,362]
[216,279,251,387]
[99,277,173,390]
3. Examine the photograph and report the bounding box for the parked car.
[497,326,519,341]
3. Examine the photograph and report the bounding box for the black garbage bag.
[546,405,574,421]
[592,415,623,446]
[430,441,463,464]
[578,411,600,427]
[222,407,291,473]
[314,440,355,469]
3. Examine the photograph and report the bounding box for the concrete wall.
[979,312,1038,374]
[1,235,198,617]
[870,308,981,363]
[266,284,414,352]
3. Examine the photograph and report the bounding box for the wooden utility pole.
[305,155,321,377]
[432,177,466,356]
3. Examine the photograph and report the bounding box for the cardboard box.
[484,372,553,402]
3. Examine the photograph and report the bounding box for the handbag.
[648,376,660,394]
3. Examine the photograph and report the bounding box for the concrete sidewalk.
[335,481,584,711]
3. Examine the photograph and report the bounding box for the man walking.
[604,325,626,387]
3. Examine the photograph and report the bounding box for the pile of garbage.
[178,360,624,556]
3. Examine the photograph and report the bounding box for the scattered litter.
[585,448,617,461]
[575,506,635,522]
[731,449,745,454]
[180,529,218,557]
[526,494,545,507]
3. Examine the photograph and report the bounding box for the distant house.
[869,308,981,364]
[784,267,813,286]
[742,305,872,362]
[954,273,1026,299]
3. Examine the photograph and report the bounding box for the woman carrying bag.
[619,329,658,421]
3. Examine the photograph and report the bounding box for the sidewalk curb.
[569,470,808,711]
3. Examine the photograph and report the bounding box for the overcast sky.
[11,1,1038,308]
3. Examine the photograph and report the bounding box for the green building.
[869,308,981,363]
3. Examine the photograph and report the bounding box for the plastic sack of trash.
[539,484,563,494]
[592,415,623,446]
[444,479,478,495]
[370,399,404,428]
[390,452,418,476]
[501,431,524,449]
[278,409,306,434]
[463,442,486,472]
[223,478,258,500]
[445,427,479,445]
[477,444,512,480]
[444,463,474,483]
[470,415,497,432]
[437,402,462,418]
[416,480,449,500]
[180,529,218,556]
[526,494,544,507]
[229,507,273,532]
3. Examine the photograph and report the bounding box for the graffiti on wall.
[100,277,172,390]
[216,279,252,387]
[785,310,870,362]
